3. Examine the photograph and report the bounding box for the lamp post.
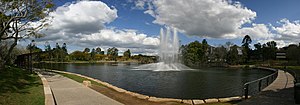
[29,40,36,73]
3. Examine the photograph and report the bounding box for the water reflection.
[34,63,273,99]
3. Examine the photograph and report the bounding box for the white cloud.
[146,0,257,38]
[44,1,117,35]
[258,19,300,47]
[31,1,159,55]
[272,19,300,41]
[238,24,273,40]
[78,28,159,49]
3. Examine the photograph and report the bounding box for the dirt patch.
[90,84,187,105]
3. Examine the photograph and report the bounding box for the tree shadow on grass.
[0,66,42,95]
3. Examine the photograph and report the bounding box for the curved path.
[38,70,123,105]
[238,70,295,105]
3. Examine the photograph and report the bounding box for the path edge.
[36,72,56,105]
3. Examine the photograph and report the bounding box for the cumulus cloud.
[238,24,273,40]
[78,29,159,49]
[141,0,300,47]
[145,0,257,38]
[32,1,160,55]
[260,19,300,47]
[44,0,118,35]
[272,19,300,41]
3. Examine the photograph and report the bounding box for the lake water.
[35,63,274,99]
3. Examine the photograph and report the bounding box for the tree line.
[180,35,300,67]
[28,43,156,63]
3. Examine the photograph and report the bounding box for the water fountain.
[133,27,192,71]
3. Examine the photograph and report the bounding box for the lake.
[35,62,274,99]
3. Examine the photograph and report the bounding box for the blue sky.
[30,0,300,55]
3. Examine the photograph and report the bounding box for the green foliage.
[123,49,131,59]
[107,47,118,61]
[0,0,54,68]
[226,45,240,65]
[262,41,277,60]
[95,47,104,55]
[83,48,90,53]
[286,44,300,65]
[181,41,206,66]
[91,48,96,60]
[70,51,90,61]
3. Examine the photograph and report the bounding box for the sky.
[25,0,300,55]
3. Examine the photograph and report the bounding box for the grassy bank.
[50,70,237,105]
[272,66,300,81]
[0,66,44,105]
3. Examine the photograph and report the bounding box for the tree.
[44,41,51,51]
[0,0,54,69]
[96,47,101,54]
[83,48,90,53]
[26,42,42,53]
[70,51,85,61]
[242,35,252,48]
[202,39,209,61]
[241,35,252,62]
[62,43,67,53]
[262,41,277,60]
[107,47,118,61]
[214,46,227,62]
[123,49,131,60]
[225,41,234,51]
[91,48,96,60]
[253,43,262,60]
[286,44,300,65]
[226,45,240,65]
[96,47,104,55]
[181,41,205,66]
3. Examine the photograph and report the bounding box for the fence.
[243,68,278,99]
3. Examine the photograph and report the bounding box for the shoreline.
[44,69,249,104]
[35,60,141,64]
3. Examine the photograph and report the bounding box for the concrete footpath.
[238,70,295,105]
[39,71,124,105]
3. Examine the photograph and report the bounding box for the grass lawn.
[0,66,44,105]
[51,70,237,105]
[53,71,106,87]
[272,66,300,81]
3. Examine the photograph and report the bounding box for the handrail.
[243,68,278,99]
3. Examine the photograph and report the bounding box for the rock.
[148,97,181,102]
[135,94,149,100]
[204,98,219,103]
[182,100,193,104]
[83,80,91,87]
[112,87,127,93]
[228,96,242,101]
[218,98,231,102]
[193,100,205,104]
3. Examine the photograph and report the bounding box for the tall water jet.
[159,27,179,64]
[133,27,192,71]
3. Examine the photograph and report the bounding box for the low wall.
[36,72,56,105]
[45,69,247,104]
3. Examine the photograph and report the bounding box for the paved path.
[238,70,295,105]
[39,71,124,105]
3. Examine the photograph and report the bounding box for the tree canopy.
[0,0,54,69]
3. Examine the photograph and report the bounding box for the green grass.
[0,66,44,105]
[272,66,300,81]
[52,71,106,87]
